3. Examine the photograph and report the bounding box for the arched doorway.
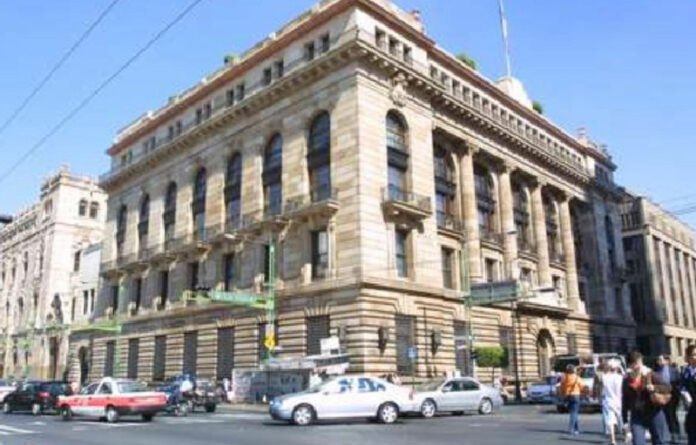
[536,329,555,377]
[78,347,90,385]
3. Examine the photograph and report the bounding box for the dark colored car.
[157,375,218,414]
[2,381,72,415]
[193,379,219,413]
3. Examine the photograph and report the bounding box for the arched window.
[544,195,561,262]
[308,112,331,202]
[263,134,283,216]
[78,199,88,217]
[225,154,243,229]
[386,111,408,200]
[164,182,177,243]
[193,168,207,240]
[116,205,127,256]
[605,215,616,271]
[474,165,496,239]
[138,195,150,250]
[89,202,99,219]
[512,181,532,252]
[433,145,456,228]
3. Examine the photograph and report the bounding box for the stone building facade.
[75,0,633,385]
[0,167,105,379]
[621,191,696,364]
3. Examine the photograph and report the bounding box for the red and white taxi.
[57,378,167,423]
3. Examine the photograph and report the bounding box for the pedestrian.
[559,364,585,436]
[596,358,609,434]
[622,351,668,445]
[602,362,624,445]
[680,344,696,445]
[654,355,681,443]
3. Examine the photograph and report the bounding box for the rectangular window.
[226,89,235,106]
[306,315,330,356]
[189,263,199,290]
[203,102,211,120]
[236,83,245,101]
[83,290,89,315]
[274,60,284,78]
[375,28,386,49]
[320,33,330,53]
[395,230,408,278]
[454,321,471,376]
[263,68,272,86]
[263,244,270,283]
[196,108,203,125]
[153,335,166,381]
[485,259,497,283]
[403,45,412,64]
[159,270,169,309]
[224,254,236,291]
[217,327,235,381]
[127,338,139,379]
[71,297,76,322]
[73,250,81,272]
[441,247,453,289]
[567,333,578,355]
[499,326,513,373]
[388,37,398,56]
[183,331,198,376]
[311,229,329,280]
[395,315,415,375]
[304,41,315,61]
[90,289,95,312]
[111,285,119,312]
[133,278,142,313]
[104,341,115,377]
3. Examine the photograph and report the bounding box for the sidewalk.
[216,402,269,414]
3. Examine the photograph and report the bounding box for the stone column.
[459,147,482,282]
[688,256,696,328]
[498,165,517,279]
[531,183,551,288]
[659,241,675,324]
[679,251,693,328]
[559,197,581,312]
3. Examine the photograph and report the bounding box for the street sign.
[407,346,417,360]
[264,333,276,351]
[210,290,267,308]
[469,280,521,306]
[320,336,340,355]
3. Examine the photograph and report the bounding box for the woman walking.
[622,351,668,445]
[602,361,624,445]
[560,364,585,436]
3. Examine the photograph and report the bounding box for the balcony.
[284,186,340,220]
[518,287,571,315]
[517,238,537,257]
[480,229,504,248]
[549,251,566,267]
[166,230,212,256]
[436,211,464,237]
[382,185,432,222]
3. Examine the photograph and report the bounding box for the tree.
[532,100,544,115]
[475,345,509,382]
[456,52,477,70]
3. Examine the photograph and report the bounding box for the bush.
[475,345,509,381]
[532,100,544,114]
[456,52,477,70]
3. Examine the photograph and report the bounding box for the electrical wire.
[0,0,122,141]
[0,0,205,185]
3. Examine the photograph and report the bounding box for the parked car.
[269,375,415,425]
[57,378,167,423]
[414,377,503,418]
[2,380,71,415]
[526,375,560,404]
[0,380,17,403]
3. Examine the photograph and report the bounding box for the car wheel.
[420,399,437,418]
[205,404,216,413]
[142,413,154,422]
[478,398,493,415]
[31,403,42,416]
[2,402,11,414]
[106,406,120,423]
[452,411,464,416]
[292,404,314,426]
[60,406,72,421]
[187,400,195,413]
[377,402,399,424]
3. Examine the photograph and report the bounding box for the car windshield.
[416,379,445,391]
[529,381,547,387]
[117,381,148,393]
[40,382,67,394]
[579,367,596,379]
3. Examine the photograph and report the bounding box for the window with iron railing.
[311,229,329,280]
[263,134,283,216]
[138,195,150,251]
[395,230,408,278]
[164,182,177,245]
[116,205,127,257]
[308,112,331,203]
[387,111,408,201]
[441,247,453,289]
[225,154,242,230]
[193,169,207,240]
[475,166,496,238]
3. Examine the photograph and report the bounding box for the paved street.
[0,404,633,445]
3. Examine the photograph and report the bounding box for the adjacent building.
[0,167,106,379]
[621,191,696,363]
[73,0,634,385]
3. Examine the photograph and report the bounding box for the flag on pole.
[498,0,512,78]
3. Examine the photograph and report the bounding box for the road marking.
[161,417,227,424]
[31,421,46,425]
[0,424,35,434]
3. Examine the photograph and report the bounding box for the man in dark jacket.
[681,345,696,445]
[654,355,681,444]
[623,351,668,445]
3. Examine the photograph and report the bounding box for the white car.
[414,377,504,417]
[0,380,16,403]
[269,375,415,425]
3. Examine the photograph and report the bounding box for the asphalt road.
[0,404,666,445]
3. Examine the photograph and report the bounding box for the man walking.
[681,345,696,445]
[655,355,681,444]
[622,351,668,445]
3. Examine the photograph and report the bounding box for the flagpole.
[498,0,512,78]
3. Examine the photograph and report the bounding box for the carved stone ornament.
[390,73,409,107]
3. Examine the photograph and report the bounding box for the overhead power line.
[0,0,122,142]
[0,0,205,185]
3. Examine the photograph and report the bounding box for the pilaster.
[497,165,517,279]
[531,183,551,287]
[559,197,580,312]
[459,146,481,282]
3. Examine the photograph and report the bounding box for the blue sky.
[1,0,695,226]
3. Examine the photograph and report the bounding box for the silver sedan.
[269,375,416,426]
[413,377,504,418]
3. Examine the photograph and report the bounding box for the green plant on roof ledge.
[532,100,544,115]
[456,52,477,70]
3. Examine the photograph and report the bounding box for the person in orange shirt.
[560,364,586,436]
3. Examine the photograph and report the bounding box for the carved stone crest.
[390,73,408,107]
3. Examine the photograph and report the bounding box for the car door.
[313,377,355,419]
[459,379,482,411]
[435,380,462,411]
[354,377,385,416]
[18,384,35,410]
[92,381,114,417]
[72,383,98,416]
